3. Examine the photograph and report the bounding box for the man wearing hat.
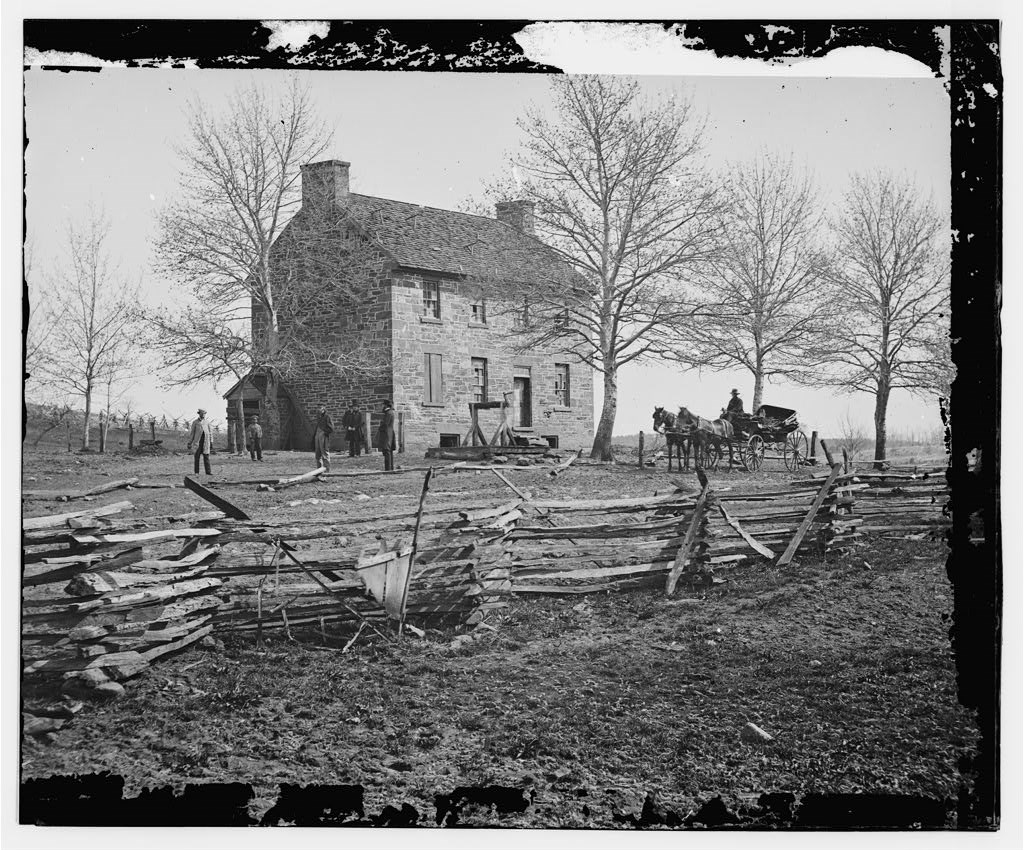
[313,404,334,472]
[246,415,263,462]
[376,400,397,471]
[187,408,213,475]
[342,401,362,458]
[726,388,744,418]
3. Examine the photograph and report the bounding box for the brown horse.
[677,406,735,471]
[652,406,694,472]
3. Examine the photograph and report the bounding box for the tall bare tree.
[153,80,386,446]
[38,209,138,450]
[482,76,723,460]
[24,236,67,404]
[808,172,950,467]
[671,154,836,412]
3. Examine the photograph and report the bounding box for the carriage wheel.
[744,435,765,472]
[784,431,809,471]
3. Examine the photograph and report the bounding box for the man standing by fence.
[246,416,263,462]
[314,405,334,472]
[187,409,213,476]
[343,402,361,458]
[377,400,397,471]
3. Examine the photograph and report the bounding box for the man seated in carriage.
[724,388,744,422]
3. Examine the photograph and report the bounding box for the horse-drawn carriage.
[653,403,810,472]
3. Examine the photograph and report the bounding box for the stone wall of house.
[249,219,395,451]
[390,271,594,455]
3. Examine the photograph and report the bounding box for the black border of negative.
[19,18,1002,830]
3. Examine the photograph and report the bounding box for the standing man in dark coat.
[377,400,397,471]
[246,416,263,462]
[313,405,334,472]
[187,408,213,476]
[342,402,361,458]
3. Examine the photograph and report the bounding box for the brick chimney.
[496,200,535,236]
[301,160,350,210]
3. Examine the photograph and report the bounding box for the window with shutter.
[554,363,571,406]
[424,353,444,404]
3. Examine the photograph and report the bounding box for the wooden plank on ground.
[717,503,776,559]
[271,467,327,491]
[23,501,135,531]
[83,478,140,497]
[549,449,582,478]
[183,476,251,520]
[777,463,843,567]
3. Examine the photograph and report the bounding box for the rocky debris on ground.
[740,722,774,744]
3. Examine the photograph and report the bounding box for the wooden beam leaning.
[401,467,434,634]
[717,503,775,560]
[777,462,843,567]
[183,476,251,520]
[665,467,712,596]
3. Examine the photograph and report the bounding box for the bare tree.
[670,154,836,411]
[482,76,724,460]
[24,235,68,404]
[806,173,950,467]
[153,80,387,447]
[38,209,138,450]
[834,408,870,464]
[142,307,253,453]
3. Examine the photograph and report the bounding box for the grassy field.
[20,444,975,827]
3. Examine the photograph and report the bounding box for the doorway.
[512,372,532,427]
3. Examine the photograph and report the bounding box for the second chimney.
[301,160,350,210]
[496,200,535,236]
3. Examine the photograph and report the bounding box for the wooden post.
[98,413,106,454]
[66,421,72,452]
[777,462,843,567]
[819,439,836,468]
[128,422,134,450]
[398,411,405,454]
[364,412,373,453]
[638,430,645,469]
[149,419,156,441]
[665,467,711,596]
[842,447,850,474]
[809,430,818,459]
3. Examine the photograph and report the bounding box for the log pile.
[22,476,520,702]
[504,466,863,596]
[792,466,949,537]
[22,501,227,698]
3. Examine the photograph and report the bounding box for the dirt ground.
[20,445,978,827]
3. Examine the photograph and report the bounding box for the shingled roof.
[341,193,574,285]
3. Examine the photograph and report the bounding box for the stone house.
[225,159,594,455]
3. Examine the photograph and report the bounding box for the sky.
[23,68,951,440]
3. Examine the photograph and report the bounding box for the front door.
[512,376,532,427]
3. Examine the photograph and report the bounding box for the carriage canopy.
[756,404,798,424]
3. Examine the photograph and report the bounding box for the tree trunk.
[98,412,106,453]
[81,384,93,450]
[590,367,618,462]
[752,369,764,414]
[873,375,891,470]
[235,397,246,455]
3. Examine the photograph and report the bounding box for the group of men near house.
[185,400,398,476]
[313,401,396,472]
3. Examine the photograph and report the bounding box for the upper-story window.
[470,293,487,324]
[512,297,531,330]
[554,363,571,407]
[422,279,441,319]
[471,357,488,403]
